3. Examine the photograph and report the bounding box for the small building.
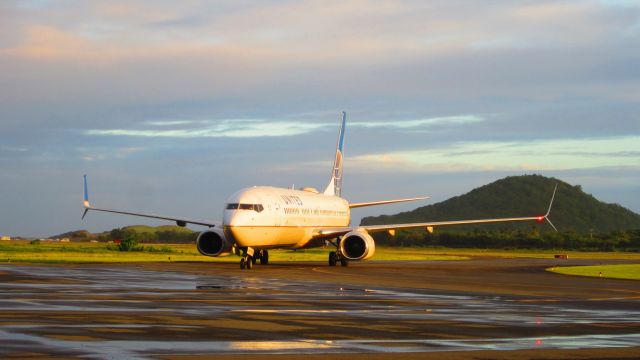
[1,236,10,241]
[60,238,70,243]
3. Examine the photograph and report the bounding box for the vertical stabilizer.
[324,112,346,197]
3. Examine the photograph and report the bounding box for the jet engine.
[196,228,233,257]
[339,230,376,261]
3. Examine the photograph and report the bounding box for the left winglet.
[80,175,217,227]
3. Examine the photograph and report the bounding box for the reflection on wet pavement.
[0,265,638,359]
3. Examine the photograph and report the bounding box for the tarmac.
[1,257,639,359]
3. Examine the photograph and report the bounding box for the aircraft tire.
[240,258,246,269]
[260,250,269,265]
[340,257,349,267]
[246,256,253,270]
[329,251,337,266]
[251,255,257,265]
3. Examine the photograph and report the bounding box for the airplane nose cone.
[223,210,236,226]
[224,212,252,247]
[224,209,255,227]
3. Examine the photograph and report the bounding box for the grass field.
[418,248,640,260]
[0,241,468,263]
[2,241,640,264]
[548,264,640,280]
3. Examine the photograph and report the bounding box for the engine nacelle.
[340,230,376,261]
[196,229,233,257]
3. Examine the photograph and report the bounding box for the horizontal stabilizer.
[349,196,429,209]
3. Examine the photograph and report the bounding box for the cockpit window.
[238,204,253,210]
[226,203,264,212]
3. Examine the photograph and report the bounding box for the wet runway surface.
[1,259,639,359]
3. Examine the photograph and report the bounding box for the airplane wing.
[81,175,218,228]
[317,185,558,237]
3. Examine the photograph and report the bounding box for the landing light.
[536,216,544,222]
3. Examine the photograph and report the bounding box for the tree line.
[66,224,640,251]
[372,228,640,251]
[97,228,198,244]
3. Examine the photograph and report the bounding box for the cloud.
[85,115,485,138]
[1,146,29,153]
[143,120,196,126]
[78,146,145,162]
[2,25,88,59]
[3,0,640,112]
[350,115,484,129]
[4,1,634,65]
[2,1,640,236]
[348,136,640,173]
[85,120,328,138]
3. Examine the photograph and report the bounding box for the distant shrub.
[30,239,41,245]
[118,235,140,252]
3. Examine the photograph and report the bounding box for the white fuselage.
[223,186,350,249]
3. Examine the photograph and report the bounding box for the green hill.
[50,230,94,241]
[361,174,640,234]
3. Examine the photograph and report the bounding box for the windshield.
[226,203,264,212]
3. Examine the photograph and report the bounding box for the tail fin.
[323,111,346,197]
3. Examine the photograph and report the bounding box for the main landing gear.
[328,239,348,267]
[239,248,269,270]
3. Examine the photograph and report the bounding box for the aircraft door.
[270,194,281,227]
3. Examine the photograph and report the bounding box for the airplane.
[82,111,557,270]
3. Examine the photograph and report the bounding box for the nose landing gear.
[239,247,255,270]
[328,239,348,267]
[240,255,252,270]
[239,248,269,270]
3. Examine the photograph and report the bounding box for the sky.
[1,0,639,238]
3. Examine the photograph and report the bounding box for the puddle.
[1,265,639,359]
[2,329,639,359]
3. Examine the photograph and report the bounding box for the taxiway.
[1,258,639,359]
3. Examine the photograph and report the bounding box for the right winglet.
[359,184,560,234]
[543,184,558,231]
